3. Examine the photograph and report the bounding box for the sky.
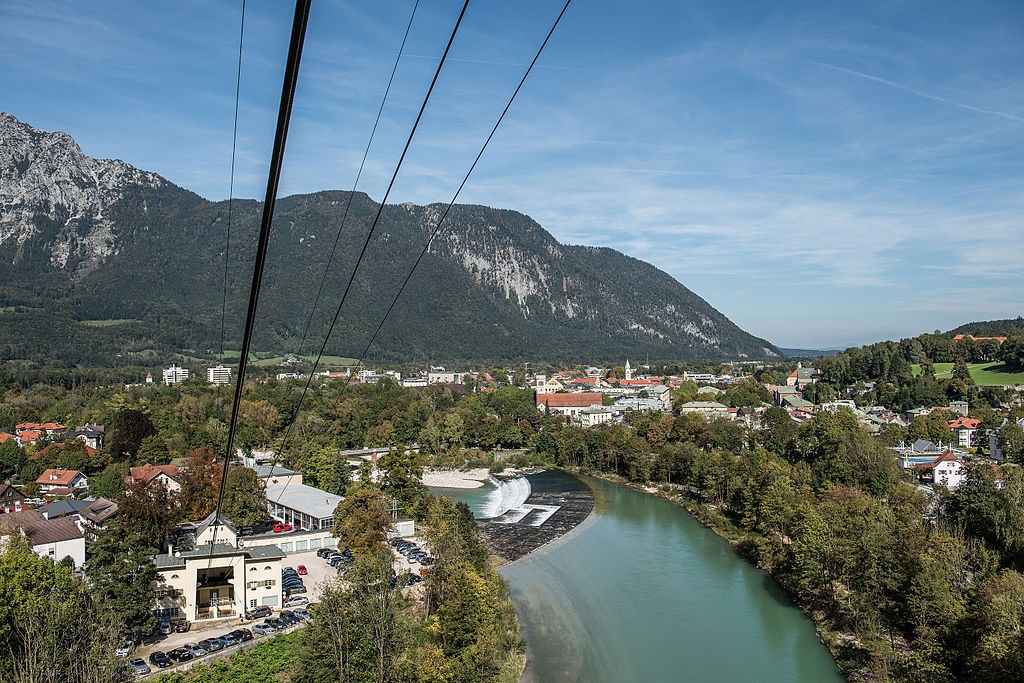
[2,0,1022,349]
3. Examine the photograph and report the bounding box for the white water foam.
[480,476,532,519]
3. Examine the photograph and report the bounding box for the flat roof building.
[265,483,343,532]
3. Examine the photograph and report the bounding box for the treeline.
[535,408,1024,681]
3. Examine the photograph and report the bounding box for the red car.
[297,565,308,575]
[272,523,292,533]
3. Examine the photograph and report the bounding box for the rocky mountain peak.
[0,112,166,270]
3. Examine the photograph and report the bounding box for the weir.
[480,476,532,519]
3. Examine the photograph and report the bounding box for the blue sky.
[2,0,1022,349]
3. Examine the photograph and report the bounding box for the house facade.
[36,469,88,494]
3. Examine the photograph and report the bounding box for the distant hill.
[779,347,843,358]
[947,318,1024,338]
[0,112,781,366]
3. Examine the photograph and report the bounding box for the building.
[36,469,88,494]
[680,401,731,418]
[265,483,343,532]
[15,422,67,446]
[126,463,182,492]
[0,509,85,567]
[162,364,189,385]
[206,365,232,385]
[79,497,119,531]
[71,423,105,449]
[536,392,604,418]
[252,465,303,488]
[428,371,466,385]
[989,417,1024,462]
[580,406,615,427]
[948,416,981,448]
[153,539,286,623]
[0,482,26,512]
[916,451,969,490]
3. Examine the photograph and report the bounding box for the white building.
[163,364,189,385]
[265,483,343,532]
[0,510,86,568]
[207,365,231,385]
[428,371,466,385]
[580,406,615,427]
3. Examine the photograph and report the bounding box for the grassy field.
[79,318,139,327]
[911,361,1024,386]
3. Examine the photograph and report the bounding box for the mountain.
[0,113,780,366]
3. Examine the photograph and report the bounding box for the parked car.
[292,607,311,620]
[245,605,272,620]
[229,628,253,642]
[157,621,172,636]
[148,651,172,668]
[173,619,191,633]
[185,643,207,657]
[279,610,300,625]
[265,618,288,631]
[115,640,133,658]
[128,658,151,675]
[316,547,334,558]
[217,633,238,648]
[407,573,423,585]
[272,522,292,533]
[285,584,307,595]
[252,623,277,636]
[199,638,223,652]
[284,595,309,608]
[167,647,193,663]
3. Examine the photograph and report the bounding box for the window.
[249,599,257,608]
[250,566,257,572]
[264,579,275,589]
[264,566,272,570]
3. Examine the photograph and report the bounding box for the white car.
[283,595,308,608]
[115,640,133,658]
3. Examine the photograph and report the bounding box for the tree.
[998,422,1024,464]
[177,447,222,520]
[333,487,392,556]
[89,463,127,500]
[0,535,125,683]
[108,407,156,460]
[85,521,162,636]
[221,466,268,527]
[118,479,182,549]
[968,570,1024,681]
[376,448,425,510]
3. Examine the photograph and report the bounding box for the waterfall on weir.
[480,476,532,520]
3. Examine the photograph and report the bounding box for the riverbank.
[421,467,492,488]
[579,470,859,681]
[477,469,595,565]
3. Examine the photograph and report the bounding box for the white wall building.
[207,365,231,385]
[163,364,189,385]
[0,510,86,568]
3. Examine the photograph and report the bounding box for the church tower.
[624,359,633,381]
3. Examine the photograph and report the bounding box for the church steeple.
[624,359,633,381]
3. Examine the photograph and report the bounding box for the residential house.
[537,392,604,418]
[36,469,88,495]
[15,421,67,446]
[989,417,1024,462]
[0,482,26,512]
[580,406,615,428]
[80,497,119,531]
[948,416,981,448]
[679,401,733,419]
[126,463,182,492]
[0,432,16,446]
[0,509,85,567]
[71,423,105,449]
[786,363,818,390]
[916,451,969,490]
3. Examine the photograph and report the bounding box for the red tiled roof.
[952,334,1007,343]
[948,417,981,430]
[0,432,15,444]
[537,392,604,408]
[30,442,98,461]
[916,451,962,472]
[127,463,180,485]
[36,469,84,487]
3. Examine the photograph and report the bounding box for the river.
[435,470,843,682]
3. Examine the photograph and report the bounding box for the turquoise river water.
[436,471,844,682]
